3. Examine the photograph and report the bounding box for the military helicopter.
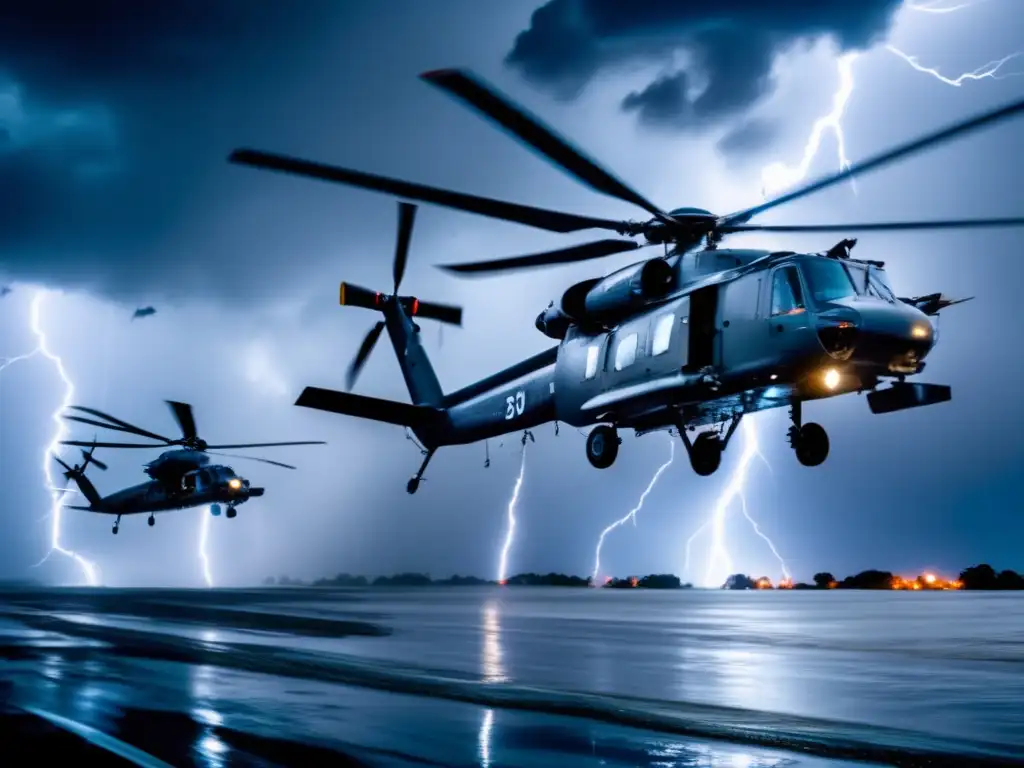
[228,69,1024,490]
[59,400,325,533]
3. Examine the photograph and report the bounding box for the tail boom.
[444,366,556,445]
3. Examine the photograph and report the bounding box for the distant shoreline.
[264,564,1024,591]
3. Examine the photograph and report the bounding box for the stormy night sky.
[1,0,1023,588]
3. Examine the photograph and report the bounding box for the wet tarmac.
[0,586,1019,767]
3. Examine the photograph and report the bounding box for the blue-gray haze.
[1,0,1022,586]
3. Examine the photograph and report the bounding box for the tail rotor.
[341,201,463,390]
[55,443,108,482]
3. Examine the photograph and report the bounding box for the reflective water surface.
[2,586,1021,766]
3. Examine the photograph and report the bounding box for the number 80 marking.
[504,390,526,420]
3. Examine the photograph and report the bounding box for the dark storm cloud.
[0,0,334,300]
[505,0,901,138]
[716,118,778,157]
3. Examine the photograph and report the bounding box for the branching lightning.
[496,442,528,585]
[683,420,788,587]
[886,47,1024,86]
[0,290,102,586]
[692,1,1015,589]
[591,436,675,584]
[761,53,858,199]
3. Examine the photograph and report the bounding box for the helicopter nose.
[833,303,936,369]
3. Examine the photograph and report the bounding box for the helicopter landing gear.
[210,504,222,517]
[148,514,155,527]
[787,402,829,467]
[680,413,742,477]
[586,425,619,469]
[407,448,436,494]
[226,506,237,519]
[112,515,121,535]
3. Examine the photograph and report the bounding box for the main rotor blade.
[203,441,326,449]
[413,300,463,326]
[347,322,385,391]
[166,401,198,441]
[207,451,296,470]
[394,202,416,294]
[61,440,165,449]
[722,94,1024,227]
[67,405,171,443]
[65,414,165,438]
[229,149,625,234]
[421,69,674,226]
[721,217,1024,234]
[437,238,642,276]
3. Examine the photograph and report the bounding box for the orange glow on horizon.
[891,572,962,591]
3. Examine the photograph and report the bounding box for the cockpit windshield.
[868,267,896,302]
[802,257,857,304]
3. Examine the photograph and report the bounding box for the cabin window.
[770,267,806,316]
[651,313,674,356]
[802,258,857,304]
[584,344,600,380]
[613,333,638,371]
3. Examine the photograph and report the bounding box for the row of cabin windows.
[583,312,676,380]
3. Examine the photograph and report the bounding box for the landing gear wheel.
[406,477,421,495]
[148,515,155,527]
[112,524,119,535]
[794,422,829,467]
[210,504,222,517]
[690,432,723,477]
[586,425,619,469]
[226,507,237,519]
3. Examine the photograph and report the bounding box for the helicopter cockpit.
[181,465,246,494]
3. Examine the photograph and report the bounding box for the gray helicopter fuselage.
[89,463,263,516]
[435,248,936,441]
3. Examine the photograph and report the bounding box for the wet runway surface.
[0,586,1020,767]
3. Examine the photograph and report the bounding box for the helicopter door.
[767,265,817,362]
[686,286,719,371]
[181,471,198,494]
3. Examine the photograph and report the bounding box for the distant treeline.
[263,572,692,589]
[724,564,1024,591]
[264,564,1024,591]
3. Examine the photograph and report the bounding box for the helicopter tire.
[112,525,118,535]
[586,425,619,469]
[406,477,420,494]
[794,422,829,467]
[210,504,222,517]
[148,515,155,527]
[226,507,237,519]
[690,432,723,477]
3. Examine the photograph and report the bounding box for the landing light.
[824,368,840,390]
[911,325,930,339]
[228,478,242,490]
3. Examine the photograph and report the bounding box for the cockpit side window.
[770,266,806,316]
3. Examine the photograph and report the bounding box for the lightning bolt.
[761,52,858,198]
[886,46,1024,85]
[199,508,213,587]
[0,290,102,586]
[590,435,675,585]
[496,442,527,585]
[683,420,788,587]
